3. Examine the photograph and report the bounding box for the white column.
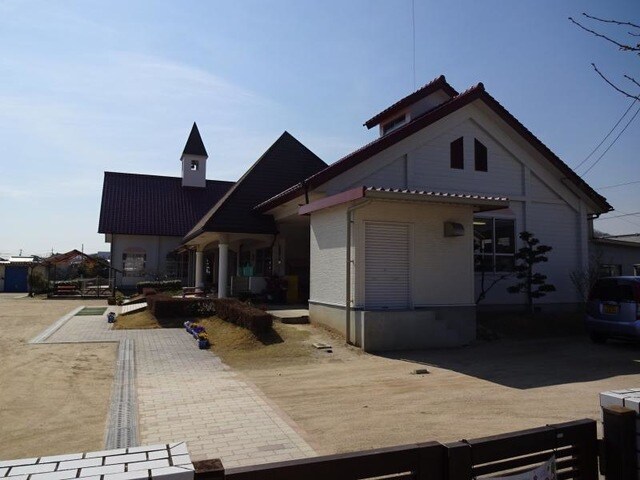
[218,243,228,298]
[195,250,204,289]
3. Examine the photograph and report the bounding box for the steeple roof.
[181,122,208,157]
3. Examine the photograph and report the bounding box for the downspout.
[345,199,372,346]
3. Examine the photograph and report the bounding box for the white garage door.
[364,222,411,309]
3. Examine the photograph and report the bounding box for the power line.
[598,210,640,220]
[580,103,640,176]
[596,179,640,190]
[574,98,637,171]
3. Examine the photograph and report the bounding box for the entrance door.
[364,222,411,309]
[5,266,28,292]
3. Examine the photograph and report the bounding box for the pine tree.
[507,231,556,313]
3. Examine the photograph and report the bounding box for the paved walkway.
[43,311,315,467]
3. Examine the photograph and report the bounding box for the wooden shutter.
[450,137,464,169]
[364,222,411,309]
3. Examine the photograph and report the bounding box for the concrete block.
[625,397,640,413]
[168,444,188,456]
[600,391,627,408]
[150,466,193,480]
[9,464,57,476]
[170,456,190,466]
[30,470,79,480]
[0,468,7,477]
[38,454,84,463]
[4,476,27,480]
[105,454,147,465]
[79,465,125,477]
[58,458,102,471]
[127,445,166,454]
[0,459,38,469]
[128,460,170,472]
[76,476,100,480]
[147,451,168,461]
[103,471,149,480]
[85,449,127,458]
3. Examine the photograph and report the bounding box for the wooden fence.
[194,419,598,480]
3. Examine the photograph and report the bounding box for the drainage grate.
[104,338,139,449]
[75,307,108,316]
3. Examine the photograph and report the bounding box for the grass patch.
[113,309,160,330]
[199,316,313,369]
[75,307,108,316]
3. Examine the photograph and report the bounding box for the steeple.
[180,122,208,188]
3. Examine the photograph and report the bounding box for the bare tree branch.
[581,13,640,30]
[569,16,640,52]
[624,74,640,90]
[592,64,640,100]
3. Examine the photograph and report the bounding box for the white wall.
[353,200,474,307]
[317,102,591,306]
[111,234,182,286]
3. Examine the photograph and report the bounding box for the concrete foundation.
[309,301,476,352]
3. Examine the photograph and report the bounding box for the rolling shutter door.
[364,222,411,309]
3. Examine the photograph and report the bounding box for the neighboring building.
[590,234,640,276]
[0,256,38,292]
[99,75,612,351]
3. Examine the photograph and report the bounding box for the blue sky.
[0,0,638,255]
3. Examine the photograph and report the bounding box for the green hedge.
[213,298,273,334]
[136,280,182,294]
[147,294,215,320]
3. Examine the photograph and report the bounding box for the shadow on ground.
[382,335,640,390]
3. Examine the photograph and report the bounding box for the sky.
[0,0,638,256]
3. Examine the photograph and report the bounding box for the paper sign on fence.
[490,456,556,480]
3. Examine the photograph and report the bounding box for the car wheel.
[590,332,607,344]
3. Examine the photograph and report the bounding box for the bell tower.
[181,122,208,188]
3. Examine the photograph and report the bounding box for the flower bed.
[212,298,273,334]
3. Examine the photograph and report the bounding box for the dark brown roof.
[363,75,459,129]
[256,83,612,214]
[183,131,327,242]
[182,122,208,157]
[98,172,233,236]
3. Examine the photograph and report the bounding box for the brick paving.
[43,312,315,467]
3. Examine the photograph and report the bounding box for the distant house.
[99,75,612,351]
[0,256,38,292]
[590,234,640,276]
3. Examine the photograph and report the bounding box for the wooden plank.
[602,406,636,480]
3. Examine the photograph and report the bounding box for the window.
[475,138,487,171]
[474,218,515,272]
[254,247,272,276]
[122,252,146,277]
[191,160,199,171]
[599,264,622,277]
[450,137,464,169]
[381,114,407,135]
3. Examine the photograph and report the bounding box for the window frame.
[190,160,199,171]
[381,114,407,135]
[474,217,516,274]
[122,252,146,277]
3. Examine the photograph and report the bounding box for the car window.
[591,279,638,302]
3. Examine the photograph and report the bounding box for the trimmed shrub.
[136,280,182,294]
[142,288,158,297]
[147,294,215,321]
[213,298,273,334]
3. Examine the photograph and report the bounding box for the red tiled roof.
[363,75,459,129]
[256,82,611,214]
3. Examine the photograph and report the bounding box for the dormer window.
[381,114,407,135]
[191,160,199,171]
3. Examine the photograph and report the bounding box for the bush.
[213,298,273,334]
[142,288,158,297]
[147,294,215,320]
[136,280,182,294]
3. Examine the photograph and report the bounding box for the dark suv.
[585,276,640,343]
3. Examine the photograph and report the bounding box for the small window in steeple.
[191,160,199,171]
